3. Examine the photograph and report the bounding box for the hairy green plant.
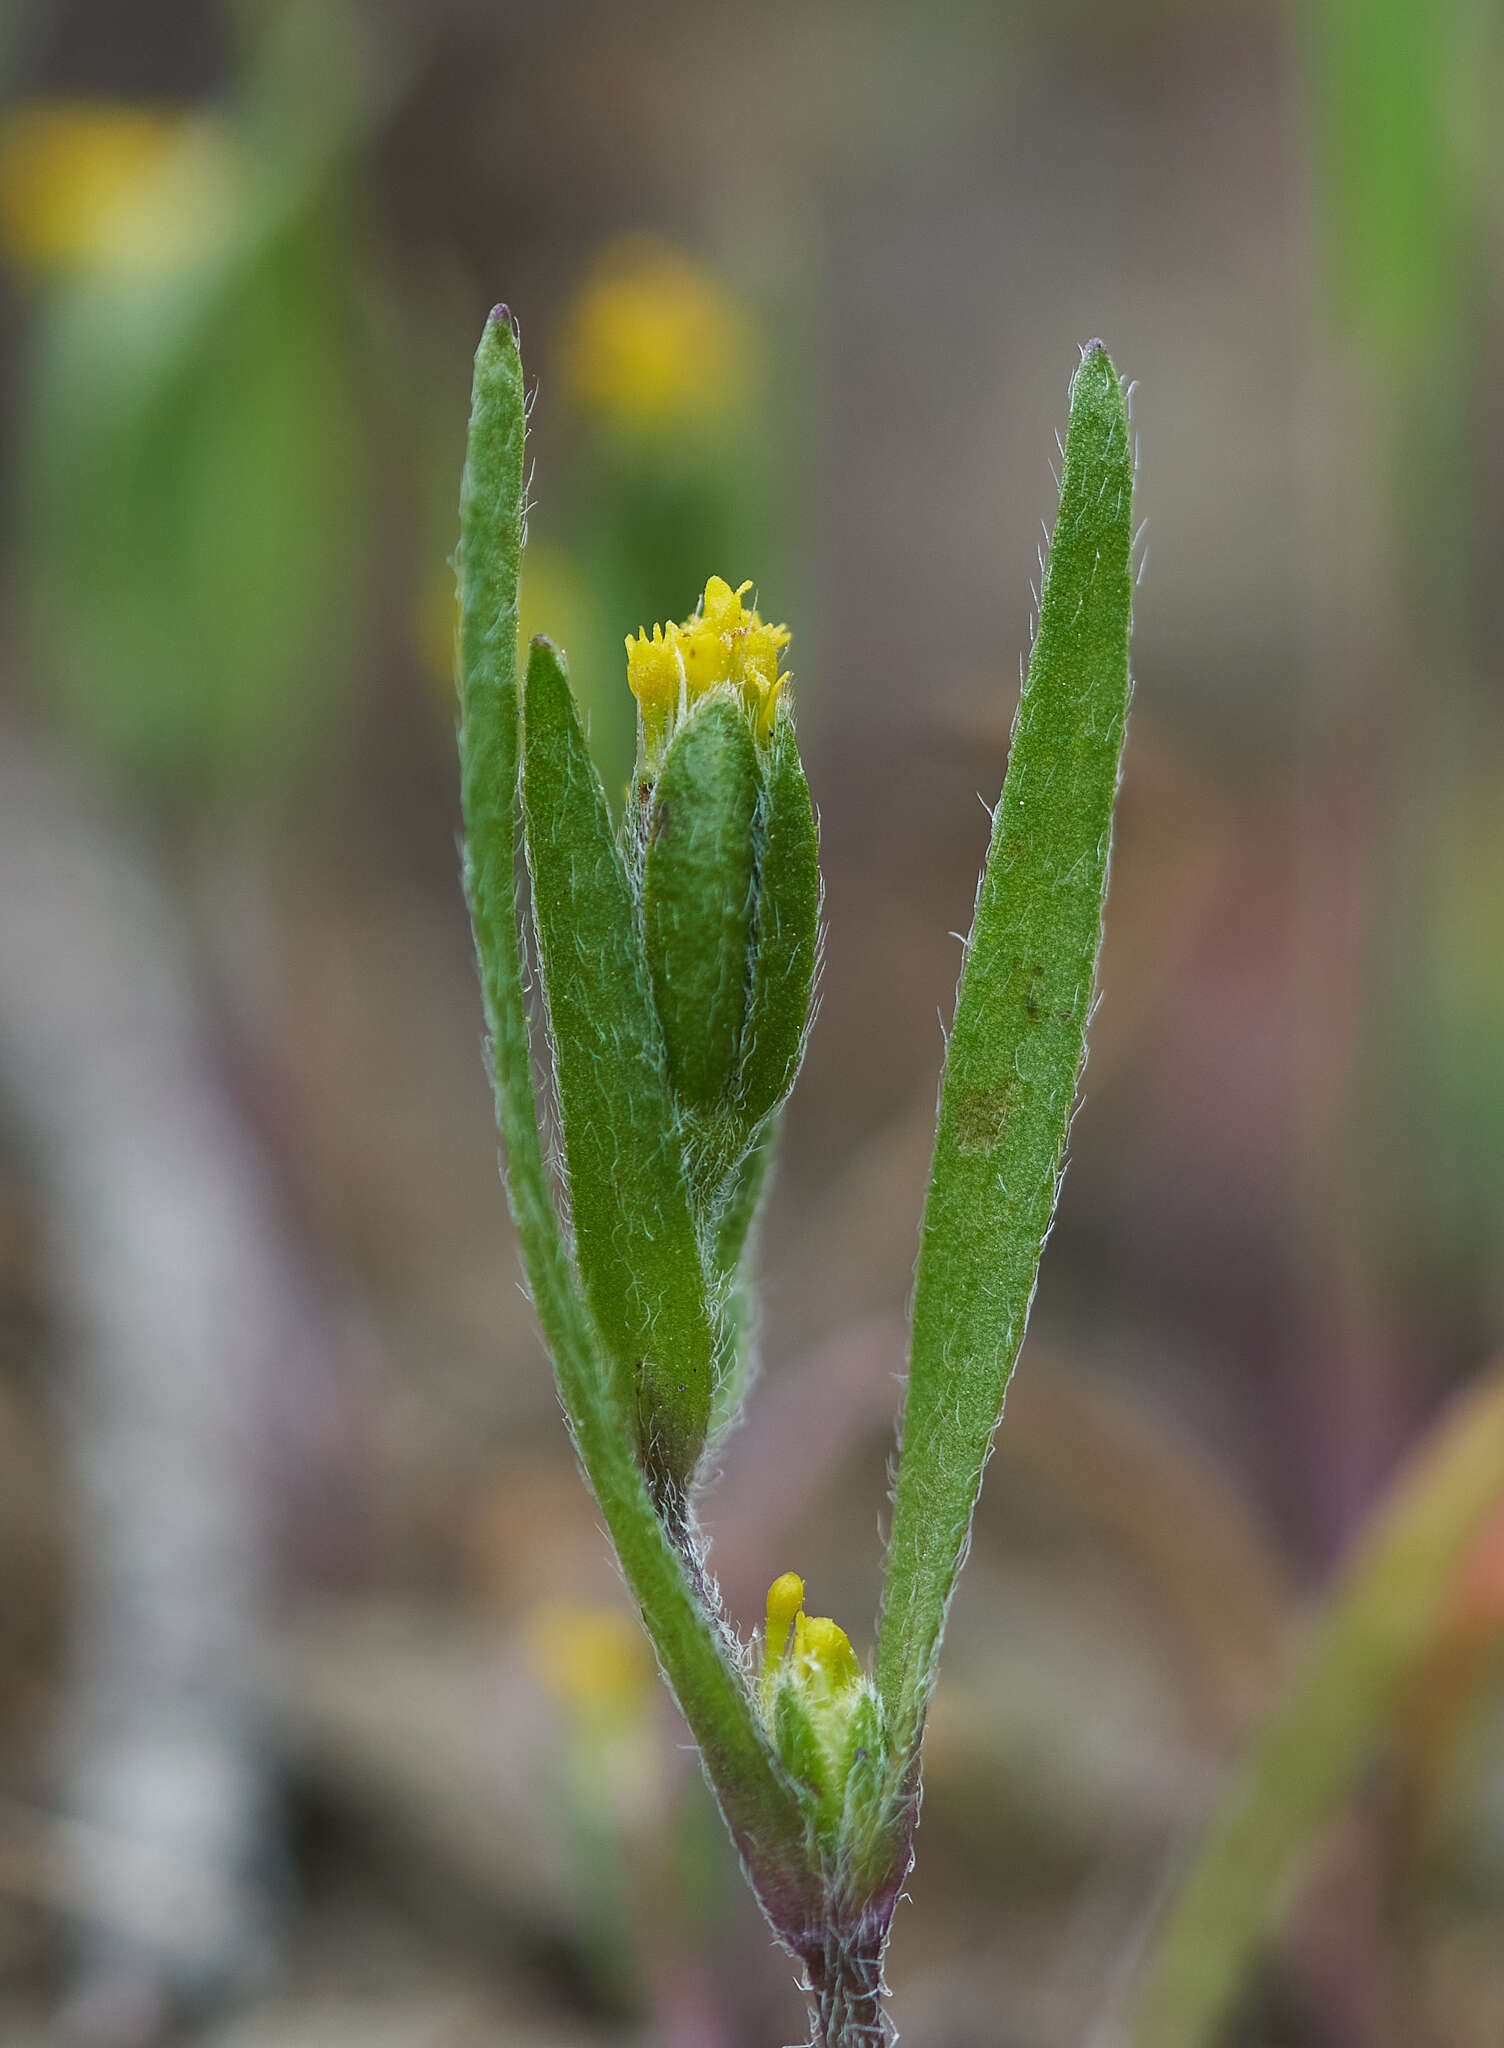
[456,306,1133,2045]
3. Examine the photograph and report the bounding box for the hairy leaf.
[457,311,809,1909]
[876,342,1133,1758]
[522,637,716,1500]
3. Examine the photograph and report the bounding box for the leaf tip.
[1070,336,1121,404]
[477,301,522,367]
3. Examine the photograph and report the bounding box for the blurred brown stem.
[0,725,305,2029]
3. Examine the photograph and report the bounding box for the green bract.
[740,714,822,1131]
[643,694,762,1113]
[456,311,1134,2047]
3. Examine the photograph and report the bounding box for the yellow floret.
[761,1569,805,1710]
[626,574,790,764]
[764,1572,805,1661]
[793,1612,862,1697]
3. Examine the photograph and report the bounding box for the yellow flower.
[0,98,236,273]
[562,234,748,426]
[627,575,790,764]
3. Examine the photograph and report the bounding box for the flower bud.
[627,577,818,1140]
[760,1573,887,1847]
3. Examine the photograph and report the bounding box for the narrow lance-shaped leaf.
[456,311,811,1913]
[522,637,716,1503]
[877,342,1133,1758]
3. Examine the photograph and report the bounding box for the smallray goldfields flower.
[456,308,1133,2044]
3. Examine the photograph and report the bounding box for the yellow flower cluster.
[627,575,790,763]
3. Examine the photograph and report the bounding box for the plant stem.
[804,1932,894,2048]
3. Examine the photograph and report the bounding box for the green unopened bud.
[761,1573,888,1847]
[628,576,819,1144]
[642,694,760,1109]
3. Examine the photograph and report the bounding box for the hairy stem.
[803,1931,894,2048]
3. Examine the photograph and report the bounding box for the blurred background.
[0,2,1502,2043]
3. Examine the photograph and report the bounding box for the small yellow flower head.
[563,234,748,427]
[627,575,790,764]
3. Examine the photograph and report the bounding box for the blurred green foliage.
[1307,0,1473,367]
[13,2,380,798]
[1131,1369,1504,2048]
[1131,3,1504,2035]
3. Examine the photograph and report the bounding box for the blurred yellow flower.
[627,574,789,762]
[516,544,600,675]
[529,1600,654,1722]
[0,98,236,273]
[429,543,598,702]
[563,234,749,426]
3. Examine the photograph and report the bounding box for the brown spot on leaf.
[953,1076,1020,1155]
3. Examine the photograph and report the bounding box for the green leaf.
[1129,1366,1504,2048]
[876,342,1133,1761]
[738,710,821,1130]
[457,310,810,1919]
[458,313,557,1360]
[521,639,716,1501]
[642,694,761,1110]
